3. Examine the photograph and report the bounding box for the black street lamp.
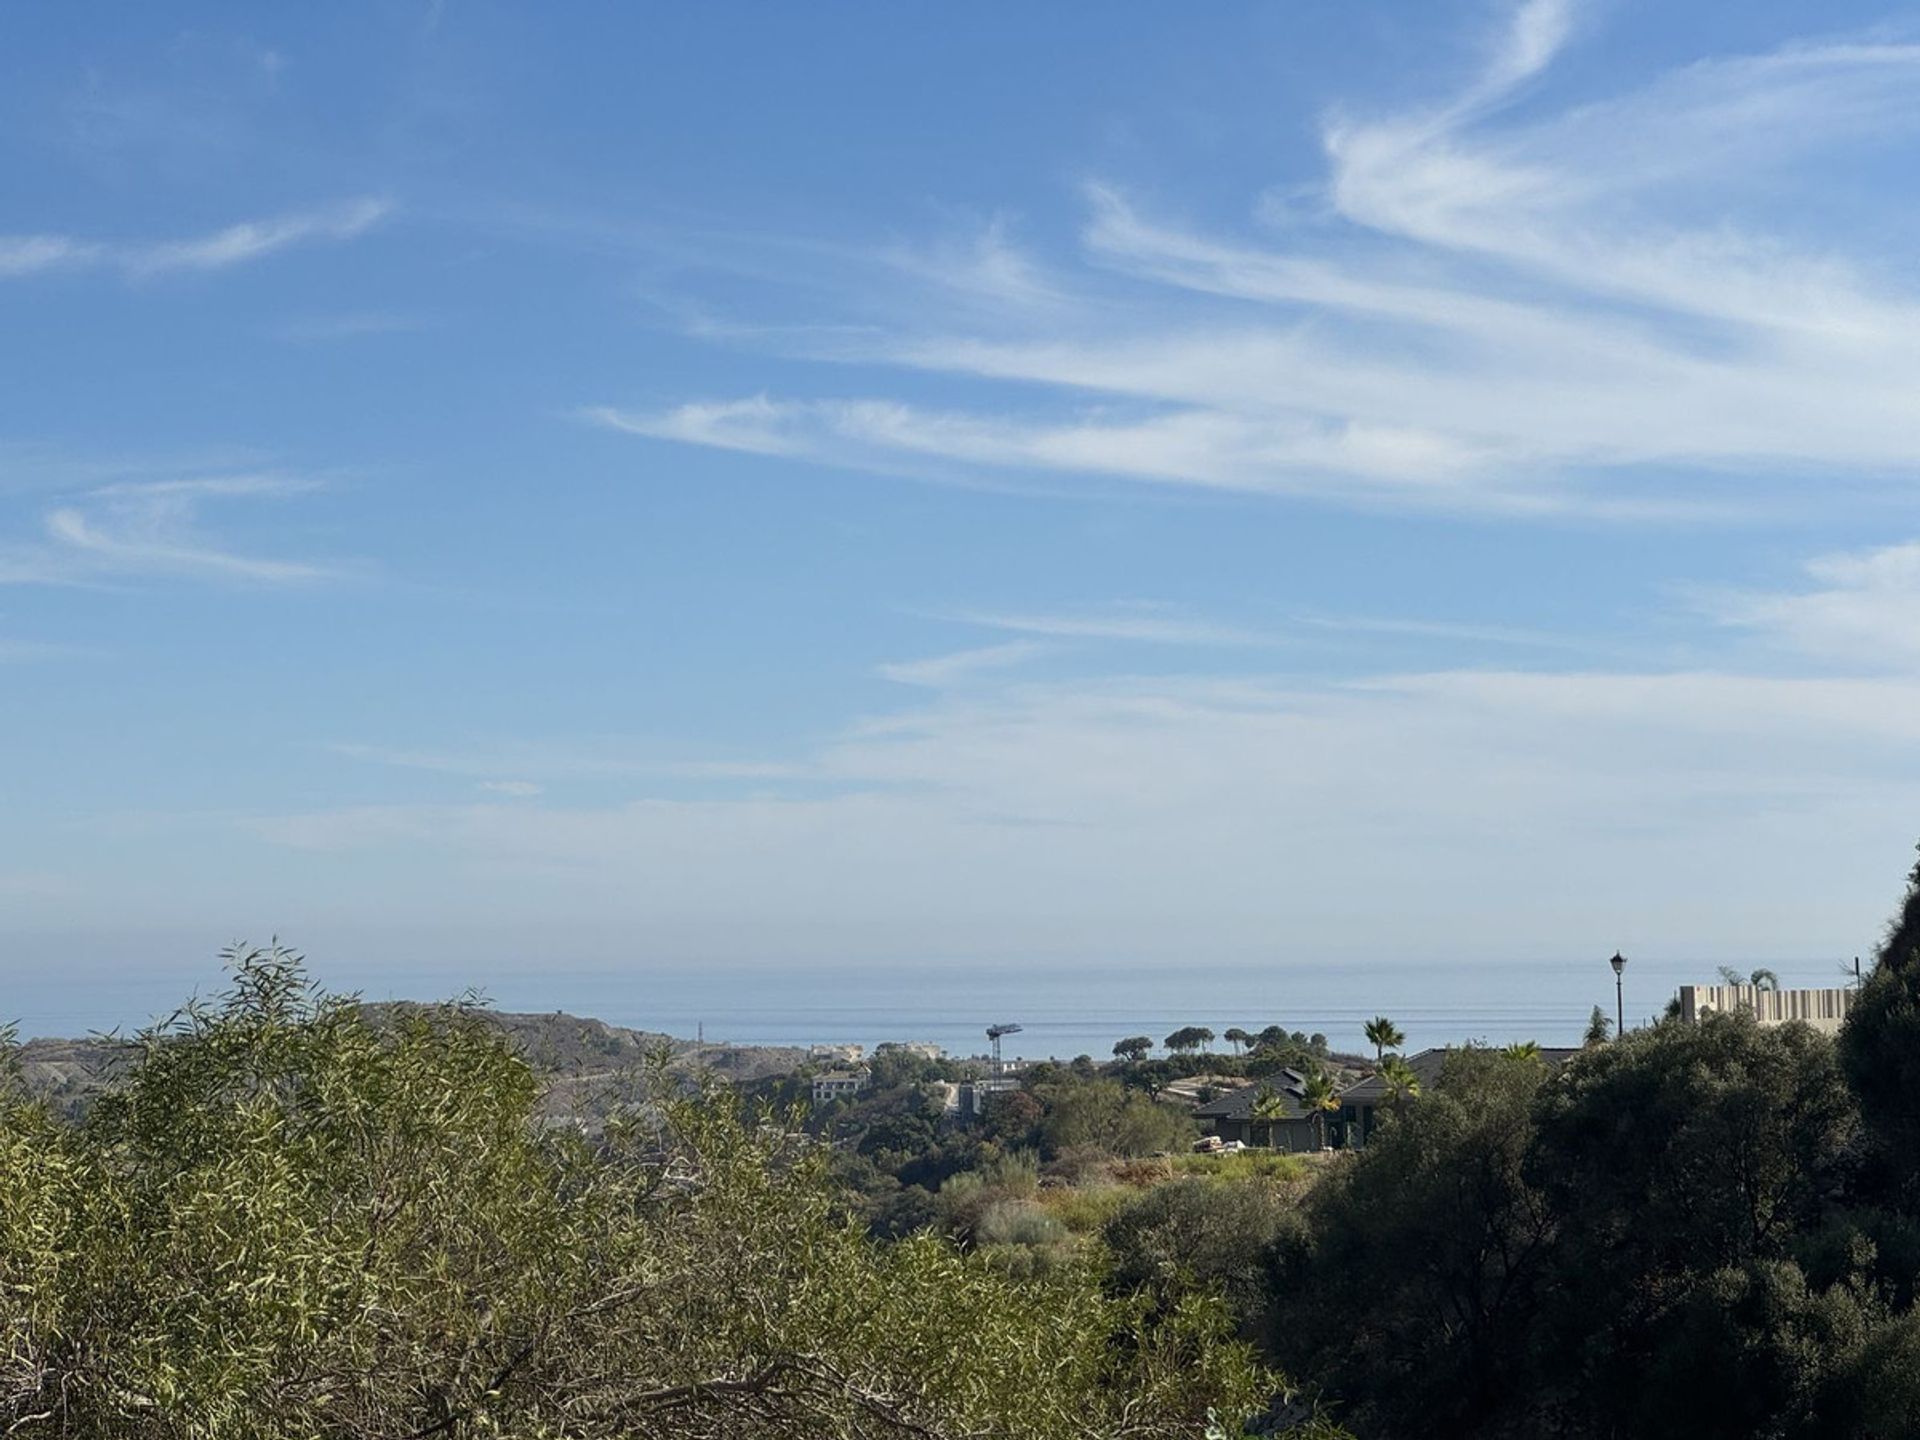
[1609,952,1627,1039]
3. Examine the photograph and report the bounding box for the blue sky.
[8,0,1920,1019]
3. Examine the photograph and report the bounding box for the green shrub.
[0,947,1298,1440]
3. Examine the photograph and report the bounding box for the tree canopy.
[1164,1026,1215,1055]
[1362,1016,1404,1061]
[1273,1018,1894,1440]
[0,947,1285,1439]
[1843,844,1920,1200]
[1583,1004,1612,1046]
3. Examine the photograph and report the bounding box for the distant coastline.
[6,952,1854,1057]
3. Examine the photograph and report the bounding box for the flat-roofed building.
[1677,984,1855,1035]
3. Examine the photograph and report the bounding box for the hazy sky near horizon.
[8,0,1920,999]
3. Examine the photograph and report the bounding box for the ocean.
[587,957,1864,1060]
[9,953,1848,1061]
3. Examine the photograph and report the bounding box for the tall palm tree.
[1584,1005,1612,1047]
[1363,1016,1404,1064]
[1249,1083,1289,1148]
[1300,1070,1340,1149]
[1378,1055,1421,1109]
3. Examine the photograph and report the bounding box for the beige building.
[808,1043,865,1064]
[810,1070,870,1104]
[1676,983,1855,1035]
[874,1041,945,1061]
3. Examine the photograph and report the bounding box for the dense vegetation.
[780,1021,1339,1252]
[22,846,1920,1437]
[0,951,1322,1439]
[1262,847,1920,1438]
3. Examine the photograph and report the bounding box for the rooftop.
[1339,1046,1583,1105]
[1192,1069,1313,1122]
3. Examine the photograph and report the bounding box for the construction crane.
[986,1022,1023,1078]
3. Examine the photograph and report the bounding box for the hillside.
[12,1004,809,1122]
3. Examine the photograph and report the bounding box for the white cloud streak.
[1,474,337,587]
[0,198,389,281]
[595,4,1920,517]
[0,235,104,277]
[1712,538,1920,670]
[876,214,1069,313]
[952,606,1268,647]
[877,641,1049,688]
[477,780,545,798]
[220,532,1920,962]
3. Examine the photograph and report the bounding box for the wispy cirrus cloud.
[876,213,1069,314]
[593,1,1920,517]
[0,236,101,278]
[233,530,1920,962]
[1709,538,1920,671]
[592,395,1509,506]
[948,603,1609,655]
[1294,613,1593,652]
[477,779,545,799]
[0,473,339,587]
[950,605,1269,647]
[877,641,1049,688]
[0,197,390,282]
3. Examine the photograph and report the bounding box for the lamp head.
[1610,952,1628,976]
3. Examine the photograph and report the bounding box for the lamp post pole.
[1609,952,1627,1039]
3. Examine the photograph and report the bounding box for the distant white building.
[811,1069,870,1104]
[808,1043,865,1064]
[1677,983,1855,1036]
[875,1041,945,1061]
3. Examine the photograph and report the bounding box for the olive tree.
[0,947,1292,1440]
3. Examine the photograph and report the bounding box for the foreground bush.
[1271,1021,1903,1440]
[0,948,1295,1439]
